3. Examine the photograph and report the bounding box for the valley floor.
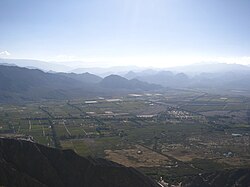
[1,89,250,184]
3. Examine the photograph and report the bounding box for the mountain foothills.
[0,138,160,187]
[0,65,160,102]
[1,60,250,103]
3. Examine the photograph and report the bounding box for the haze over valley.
[1,0,250,186]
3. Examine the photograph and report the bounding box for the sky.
[1,0,250,68]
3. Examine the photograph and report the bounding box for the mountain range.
[124,67,250,91]
[1,59,250,103]
[0,65,161,103]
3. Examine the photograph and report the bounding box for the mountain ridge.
[0,65,162,103]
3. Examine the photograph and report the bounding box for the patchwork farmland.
[1,89,250,182]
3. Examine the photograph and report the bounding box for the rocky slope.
[0,138,160,187]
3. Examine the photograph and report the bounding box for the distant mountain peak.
[100,74,161,91]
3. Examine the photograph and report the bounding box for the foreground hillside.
[0,138,160,187]
[1,138,250,187]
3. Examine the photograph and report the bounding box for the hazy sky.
[1,0,250,67]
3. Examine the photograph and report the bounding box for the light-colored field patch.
[161,144,204,162]
[105,144,171,167]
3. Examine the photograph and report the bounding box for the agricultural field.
[1,89,250,181]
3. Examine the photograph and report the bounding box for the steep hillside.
[0,138,160,187]
[0,65,81,92]
[0,65,96,102]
